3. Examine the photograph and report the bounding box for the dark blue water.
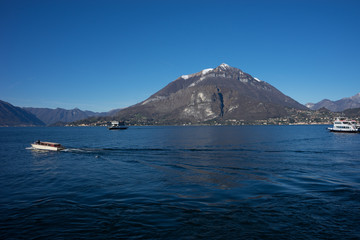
[1,125,359,239]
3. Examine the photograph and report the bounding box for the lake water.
[0,125,359,239]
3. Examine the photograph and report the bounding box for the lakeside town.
[69,108,360,127]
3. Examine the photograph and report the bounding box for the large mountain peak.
[114,64,307,124]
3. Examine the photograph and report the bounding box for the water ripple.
[1,126,360,239]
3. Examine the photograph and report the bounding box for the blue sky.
[1,0,360,112]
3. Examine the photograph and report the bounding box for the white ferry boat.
[108,121,128,130]
[328,117,360,133]
[31,140,66,151]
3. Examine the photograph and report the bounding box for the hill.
[306,93,360,112]
[0,100,45,126]
[24,107,111,125]
[342,107,360,118]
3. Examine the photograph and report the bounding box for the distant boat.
[328,117,360,133]
[108,121,128,130]
[31,140,66,151]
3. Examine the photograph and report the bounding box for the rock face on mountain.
[24,107,108,125]
[306,93,360,112]
[114,64,306,124]
[0,100,45,126]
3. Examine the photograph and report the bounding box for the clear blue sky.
[1,0,360,112]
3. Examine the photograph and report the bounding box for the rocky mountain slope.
[0,100,45,126]
[113,63,307,124]
[306,93,360,112]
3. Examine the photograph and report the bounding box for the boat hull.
[31,143,65,151]
[328,128,360,133]
[108,126,128,130]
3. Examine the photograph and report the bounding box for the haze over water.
[1,125,359,239]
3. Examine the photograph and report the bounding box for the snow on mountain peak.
[219,63,230,69]
[181,75,190,80]
[181,67,213,80]
[201,68,213,75]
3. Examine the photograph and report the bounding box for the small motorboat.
[31,140,66,151]
[108,121,128,130]
[328,117,360,133]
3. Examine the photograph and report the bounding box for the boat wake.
[27,146,348,157]
[61,148,87,153]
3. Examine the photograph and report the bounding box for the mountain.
[107,108,123,116]
[342,107,360,118]
[306,93,360,112]
[24,107,109,125]
[0,100,45,126]
[113,63,307,124]
[342,108,360,118]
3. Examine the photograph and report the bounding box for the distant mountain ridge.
[112,63,307,124]
[0,98,122,126]
[24,107,114,125]
[0,100,45,126]
[306,93,360,112]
